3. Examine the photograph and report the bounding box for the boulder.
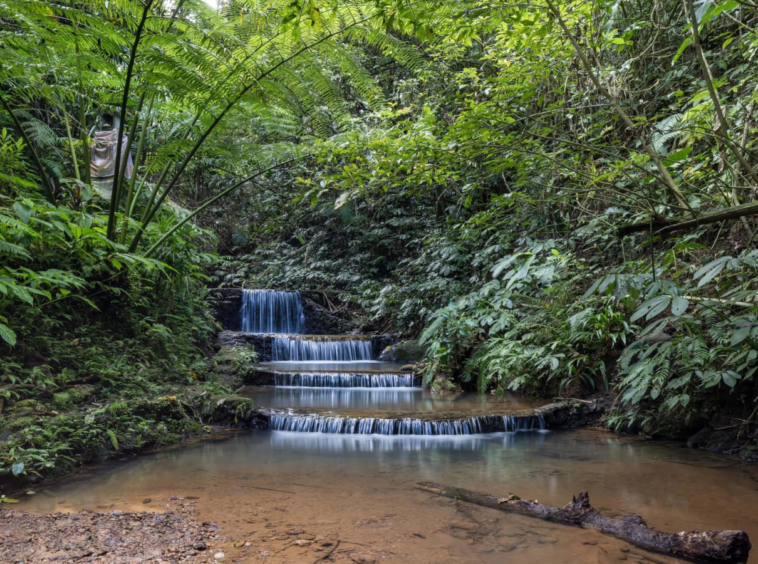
[378,340,426,363]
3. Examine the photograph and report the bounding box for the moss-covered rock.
[212,345,258,386]
[52,385,96,409]
[379,340,426,363]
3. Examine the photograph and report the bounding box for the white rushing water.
[273,372,420,388]
[269,414,546,435]
[272,337,374,361]
[239,289,304,334]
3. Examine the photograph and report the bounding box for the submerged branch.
[416,482,751,563]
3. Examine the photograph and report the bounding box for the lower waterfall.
[272,337,374,361]
[269,414,547,435]
[273,372,420,388]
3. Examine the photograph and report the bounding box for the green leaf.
[673,37,693,63]
[0,323,17,346]
[731,325,751,346]
[107,429,119,451]
[693,257,730,287]
[631,295,671,322]
[694,0,714,23]
[13,202,32,224]
[663,146,692,166]
[671,296,689,317]
[722,371,739,388]
[11,462,24,476]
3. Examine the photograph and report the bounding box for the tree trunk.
[416,482,751,564]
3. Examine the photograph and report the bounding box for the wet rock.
[143,498,152,504]
[287,528,305,535]
[536,398,608,428]
[379,340,425,363]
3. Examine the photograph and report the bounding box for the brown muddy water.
[15,427,758,564]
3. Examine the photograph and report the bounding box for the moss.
[203,394,258,426]
[0,416,37,433]
[431,374,461,394]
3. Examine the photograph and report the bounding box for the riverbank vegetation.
[2,0,758,483]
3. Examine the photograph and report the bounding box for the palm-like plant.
[0,0,423,255]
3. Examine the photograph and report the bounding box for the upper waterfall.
[240,289,305,334]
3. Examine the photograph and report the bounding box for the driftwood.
[416,482,751,564]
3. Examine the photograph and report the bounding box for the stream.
[18,427,758,563]
[16,290,758,563]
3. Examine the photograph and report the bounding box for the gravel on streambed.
[0,501,226,563]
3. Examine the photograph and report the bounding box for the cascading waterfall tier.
[272,337,373,361]
[273,372,420,388]
[269,413,547,435]
[503,414,546,432]
[240,290,304,334]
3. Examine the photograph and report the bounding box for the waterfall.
[269,414,547,435]
[503,414,546,432]
[273,372,420,388]
[272,337,373,361]
[240,290,304,334]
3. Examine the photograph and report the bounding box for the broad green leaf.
[731,325,751,346]
[693,257,730,287]
[0,323,17,346]
[13,202,32,224]
[663,146,691,166]
[671,296,689,316]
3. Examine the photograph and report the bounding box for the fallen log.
[617,202,758,238]
[416,482,750,564]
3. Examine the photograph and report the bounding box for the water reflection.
[254,388,422,410]
[260,361,405,373]
[270,430,549,452]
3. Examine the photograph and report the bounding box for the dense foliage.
[3,0,758,481]
[217,0,758,431]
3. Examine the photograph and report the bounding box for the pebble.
[294,539,311,547]
[214,551,225,560]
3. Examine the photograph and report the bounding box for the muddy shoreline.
[0,501,226,563]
